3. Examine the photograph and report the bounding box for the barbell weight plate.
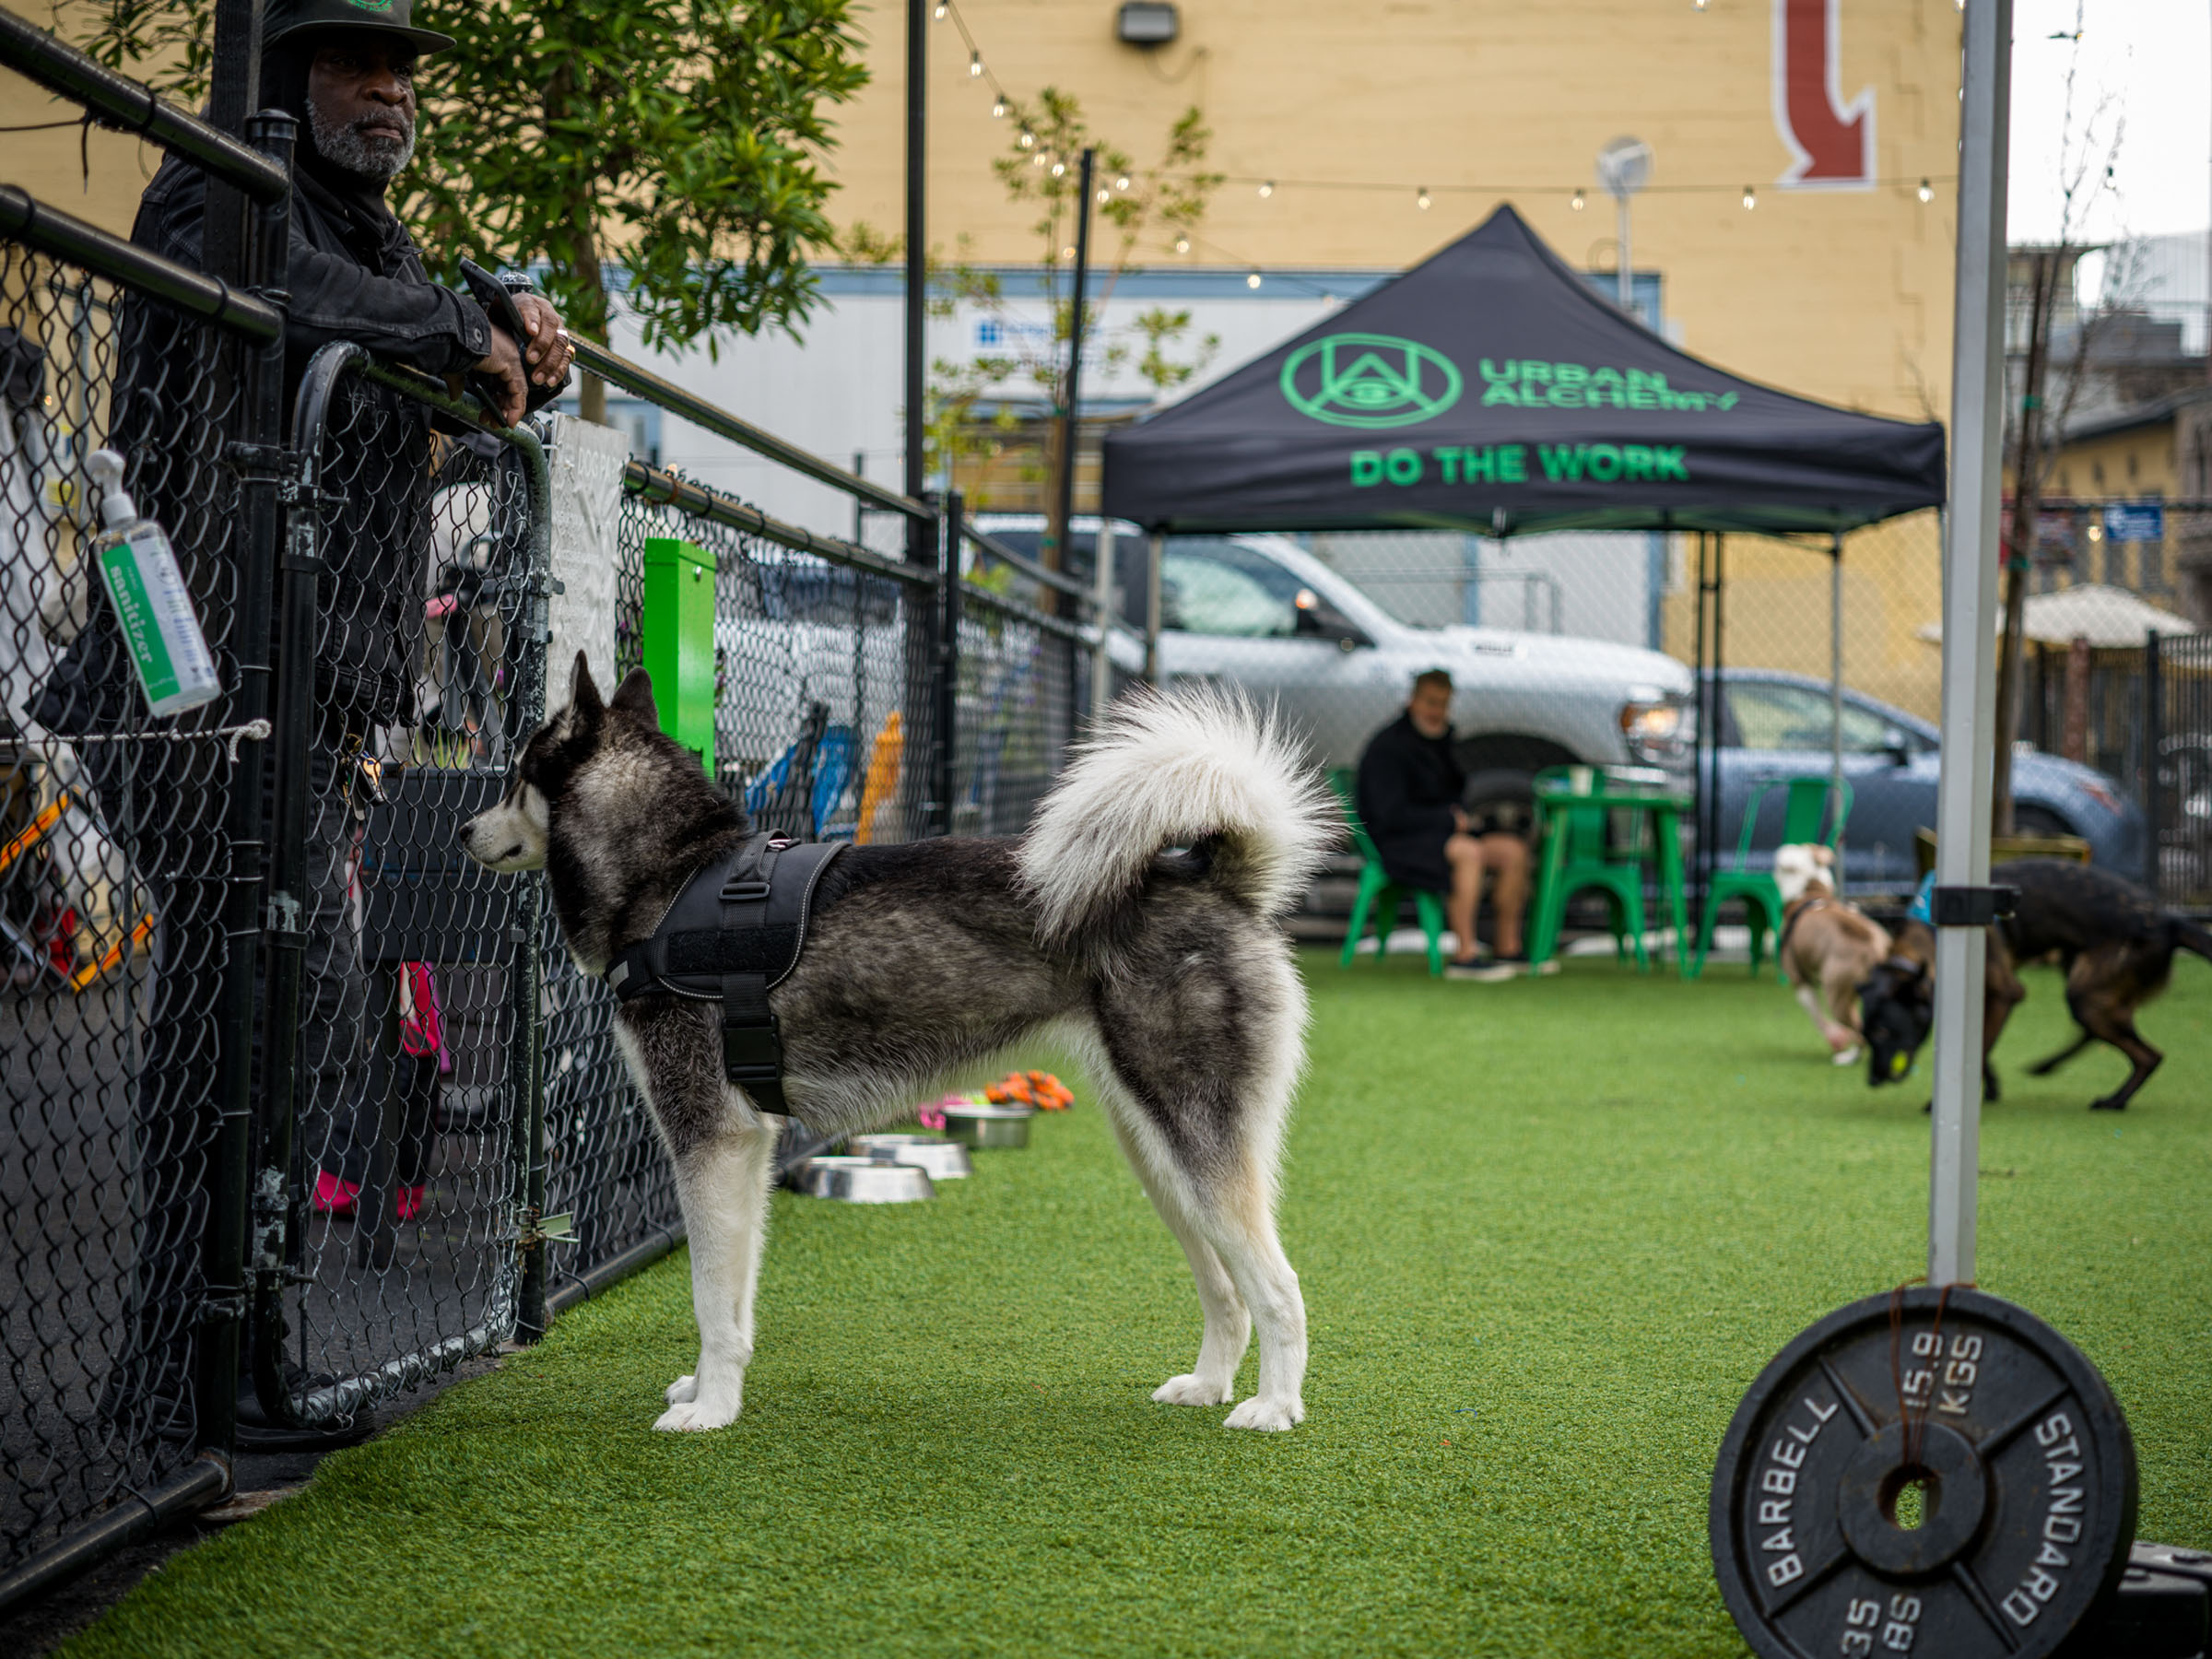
[1711,1288,2136,1659]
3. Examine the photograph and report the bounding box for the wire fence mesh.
[249,354,543,1430]
[1,246,244,1571]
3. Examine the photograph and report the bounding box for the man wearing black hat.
[134,0,574,421]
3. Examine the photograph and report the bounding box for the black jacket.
[123,157,498,729]
[1355,712,1464,893]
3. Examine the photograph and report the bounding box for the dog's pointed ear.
[610,667,659,728]
[570,652,604,721]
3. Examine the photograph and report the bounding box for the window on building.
[2143,539,2168,592]
[2104,536,2126,584]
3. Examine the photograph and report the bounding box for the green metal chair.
[1690,775,1853,979]
[1327,768,1447,976]
[1526,766,1650,971]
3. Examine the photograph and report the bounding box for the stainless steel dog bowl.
[937,1102,1036,1149]
[797,1152,935,1203]
[847,1134,971,1180]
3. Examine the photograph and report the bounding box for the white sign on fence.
[546,412,632,699]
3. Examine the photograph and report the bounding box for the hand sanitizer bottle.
[87,448,221,717]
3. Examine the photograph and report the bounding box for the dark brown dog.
[1857,859,2211,1111]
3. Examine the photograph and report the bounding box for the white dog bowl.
[797,1152,935,1203]
[937,1102,1036,1149]
[847,1134,972,1180]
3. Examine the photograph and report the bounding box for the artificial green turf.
[65,954,2212,1658]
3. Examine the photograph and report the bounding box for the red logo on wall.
[1771,0,1876,188]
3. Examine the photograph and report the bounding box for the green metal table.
[1527,776,1694,975]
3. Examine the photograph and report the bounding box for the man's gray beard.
[307,100,415,184]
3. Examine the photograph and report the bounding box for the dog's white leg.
[655,1109,776,1432]
[1203,1196,1306,1433]
[1099,1105,1249,1406]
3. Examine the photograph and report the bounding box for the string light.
[1174,235,1190,253]
[1061,245,1077,261]
[992,95,1006,118]
[1031,149,1046,167]
[932,1,946,18]
[1097,187,1112,206]
[1115,174,1131,191]
[1051,159,1065,177]
[1246,270,1263,288]
[1571,188,1585,211]
[1917,178,1934,203]
[1417,186,1431,210]
[1258,180,1275,198]
[970,50,982,76]
[1741,184,1756,209]
[1693,0,1709,8]
[1018,129,1034,148]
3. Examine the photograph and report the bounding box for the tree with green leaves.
[80,0,869,423]
[888,88,1220,529]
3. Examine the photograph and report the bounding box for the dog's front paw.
[1153,1372,1235,1406]
[665,1373,698,1406]
[653,1394,740,1431]
[1222,1395,1304,1432]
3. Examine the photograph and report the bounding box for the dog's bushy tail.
[1018,684,1335,950]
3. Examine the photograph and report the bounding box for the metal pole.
[1143,530,1164,684]
[904,0,927,506]
[1930,0,2013,1290]
[1091,517,1117,715]
[935,492,960,837]
[1617,195,1633,313]
[1045,147,1097,596]
[197,103,292,1470]
[1830,531,1845,881]
[2144,629,2163,894]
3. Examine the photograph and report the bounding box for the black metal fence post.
[2144,629,2162,896]
[936,493,963,839]
[249,342,361,1430]
[196,105,294,1469]
[508,426,556,1346]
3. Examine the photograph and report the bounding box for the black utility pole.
[1044,146,1098,605]
[904,0,927,512]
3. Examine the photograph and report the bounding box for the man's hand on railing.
[469,327,529,426]
[512,293,575,391]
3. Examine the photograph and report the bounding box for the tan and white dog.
[1773,844,1893,1066]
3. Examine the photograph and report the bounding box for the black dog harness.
[603,832,846,1113]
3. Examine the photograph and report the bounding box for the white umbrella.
[1916,582,2198,648]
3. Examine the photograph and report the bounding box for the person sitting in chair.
[1356,669,1537,981]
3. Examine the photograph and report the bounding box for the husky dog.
[464,656,1334,1432]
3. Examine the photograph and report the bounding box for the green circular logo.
[1280,333,1463,429]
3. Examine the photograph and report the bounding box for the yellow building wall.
[834,0,1961,420]
[0,3,172,239]
[2046,426,2179,502]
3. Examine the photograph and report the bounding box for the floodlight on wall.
[1116,2,1179,45]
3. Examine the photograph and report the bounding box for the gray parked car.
[978,516,1693,827]
[1713,669,2147,891]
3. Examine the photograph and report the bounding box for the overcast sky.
[2007,0,2211,242]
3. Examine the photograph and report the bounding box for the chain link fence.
[1,23,1124,1609]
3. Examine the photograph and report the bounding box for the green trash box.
[641,535,717,778]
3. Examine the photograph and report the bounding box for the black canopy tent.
[1100,203,1947,924]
